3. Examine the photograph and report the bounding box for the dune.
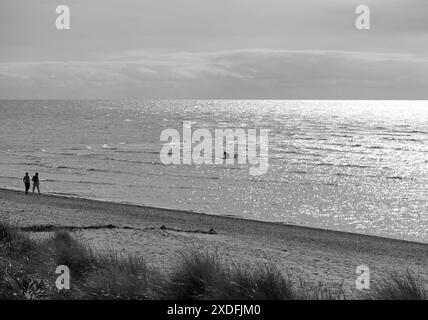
[0,187,427,299]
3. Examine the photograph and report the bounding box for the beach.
[1,187,427,299]
[1,100,427,243]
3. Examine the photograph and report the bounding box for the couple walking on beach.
[23,172,40,195]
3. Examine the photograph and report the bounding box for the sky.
[0,0,427,99]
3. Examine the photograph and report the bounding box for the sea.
[0,100,427,242]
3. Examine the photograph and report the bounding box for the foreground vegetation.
[0,222,426,300]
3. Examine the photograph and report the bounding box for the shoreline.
[1,187,427,298]
[1,187,426,246]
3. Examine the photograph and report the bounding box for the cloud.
[1,49,428,99]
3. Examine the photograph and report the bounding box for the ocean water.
[0,100,427,242]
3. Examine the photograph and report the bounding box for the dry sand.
[1,188,427,298]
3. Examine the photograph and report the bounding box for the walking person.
[32,172,41,194]
[23,172,31,194]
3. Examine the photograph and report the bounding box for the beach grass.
[0,221,426,300]
[165,251,299,299]
[51,231,98,279]
[0,221,37,258]
[365,270,428,300]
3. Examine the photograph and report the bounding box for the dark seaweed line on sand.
[17,224,217,235]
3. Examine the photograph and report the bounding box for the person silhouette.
[32,172,40,194]
[23,172,31,194]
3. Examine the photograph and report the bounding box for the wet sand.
[0,188,427,298]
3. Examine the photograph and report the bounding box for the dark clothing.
[23,175,31,194]
[33,183,40,194]
[32,175,40,194]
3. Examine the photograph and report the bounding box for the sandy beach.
[1,187,427,298]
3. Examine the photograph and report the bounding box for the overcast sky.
[0,0,427,99]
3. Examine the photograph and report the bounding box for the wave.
[315,163,334,167]
[290,170,307,174]
[296,137,328,141]
[16,162,54,169]
[325,182,338,186]
[114,150,160,156]
[305,146,367,155]
[386,176,414,181]
[14,162,44,166]
[86,168,128,174]
[115,150,145,154]
[386,176,404,180]
[337,164,371,169]
[333,172,352,177]
[0,175,20,181]
[381,137,424,143]
[43,178,116,186]
[314,162,371,169]
[329,134,353,138]
[387,129,428,135]
[74,180,116,186]
[102,144,117,150]
[325,143,362,148]
[56,165,75,169]
[58,152,79,156]
[100,157,164,166]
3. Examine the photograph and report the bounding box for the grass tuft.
[365,270,428,300]
[165,251,224,300]
[213,263,296,300]
[166,252,301,300]
[51,231,97,279]
[84,254,152,299]
[0,222,36,258]
[0,222,16,243]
